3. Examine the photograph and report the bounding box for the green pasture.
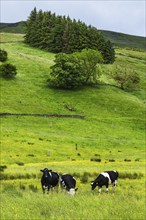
[0,33,146,219]
[0,177,145,220]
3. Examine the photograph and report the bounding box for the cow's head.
[68,188,78,196]
[90,181,98,190]
[40,168,52,178]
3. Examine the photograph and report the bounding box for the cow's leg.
[106,183,109,193]
[47,185,51,193]
[112,181,117,192]
[42,186,45,194]
[98,186,102,193]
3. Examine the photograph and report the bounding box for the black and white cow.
[59,174,78,196]
[40,168,59,193]
[91,170,119,193]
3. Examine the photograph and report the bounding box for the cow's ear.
[48,169,52,172]
[75,188,78,191]
[40,169,44,172]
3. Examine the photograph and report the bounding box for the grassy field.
[0,33,146,220]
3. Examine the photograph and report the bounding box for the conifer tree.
[25,9,115,63]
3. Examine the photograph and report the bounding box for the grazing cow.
[40,168,59,193]
[91,170,119,193]
[59,174,78,196]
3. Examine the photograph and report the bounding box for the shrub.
[135,158,140,162]
[0,165,7,172]
[0,63,17,79]
[16,161,24,166]
[124,159,131,162]
[90,158,101,162]
[109,159,115,162]
[81,172,89,183]
[120,172,143,179]
[0,49,8,62]
[19,183,26,191]
[27,154,35,157]
[108,65,140,90]
[29,184,38,192]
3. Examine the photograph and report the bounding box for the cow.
[40,168,59,193]
[59,174,78,196]
[91,170,119,193]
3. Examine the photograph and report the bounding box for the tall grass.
[1,178,145,220]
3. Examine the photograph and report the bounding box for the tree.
[49,53,84,89]
[0,63,17,79]
[0,49,8,62]
[75,49,103,84]
[25,9,115,63]
[48,49,103,89]
[108,65,140,90]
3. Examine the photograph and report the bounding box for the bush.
[0,165,7,172]
[49,49,103,89]
[16,161,24,166]
[0,49,8,62]
[81,172,89,183]
[29,184,38,192]
[0,63,17,79]
[90,158,101,162]
[108,65,140,90]
[109,159,115,162]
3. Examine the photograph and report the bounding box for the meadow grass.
[0,178,145,220]
[0,33,146,220]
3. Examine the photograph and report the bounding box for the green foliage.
[108,65,140,90]
[75,49,103,84]
[49,49,103,89]
[24,8,115,63]
[49,53,84,89]
[0,48,8,62]
[0,63,17,79]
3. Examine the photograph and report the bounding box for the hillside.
[0,33,145,220]
[0,21,145,50]
[101,30,146,50]
[0,33,145,162]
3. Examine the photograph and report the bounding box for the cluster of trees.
[0,49,17,79]
[49,49,103,89]
[24,8,115,64]
[49,49,140,90]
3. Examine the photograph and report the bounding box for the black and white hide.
[59,174,78,196]
[40,168,59,193]
[91,170,119,193]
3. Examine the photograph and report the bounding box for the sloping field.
[0,33,145,220]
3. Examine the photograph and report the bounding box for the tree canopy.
[25,8,115,64]
[48,49,103,89]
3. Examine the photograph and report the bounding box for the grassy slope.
[0,33,146,220]
[101,30,146,50]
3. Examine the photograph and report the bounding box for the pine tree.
[25,9,115,63]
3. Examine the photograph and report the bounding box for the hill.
[0,32,145,162]
[0,21,26,34]
[0,33,145,220]
[0,21,145,50]
[101,30,146,50]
